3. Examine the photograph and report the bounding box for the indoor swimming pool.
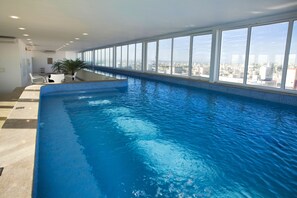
[35,77,297,197]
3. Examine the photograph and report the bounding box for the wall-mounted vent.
[43,50,56,53]
[0,36,17,43]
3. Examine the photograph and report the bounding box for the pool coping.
[0,79,127,197]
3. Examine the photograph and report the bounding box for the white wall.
[32,51,77,74]
[0,39,32,93]
[65,51,77,60]
[18,40,33,87]
[0,42,75,93]
[32,51,65,74]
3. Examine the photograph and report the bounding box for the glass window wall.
[136,43,142,70]
[106,48,110,67]
[219,29,247,83]
[128,44,135,69]
[122,45,128,68]
[147,42,157,72]
[192,34,212,78]
[172,36,190,76]
[116,46,121,68]
[158,39,172,74]
[247,22,288,88]
[80,19,297,93]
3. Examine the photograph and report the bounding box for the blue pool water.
[36,77,297,197]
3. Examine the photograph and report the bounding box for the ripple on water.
[88,99,111,106]
[113,117,158,139]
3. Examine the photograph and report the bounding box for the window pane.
[96,50,99,65]
[77,53,82,60]
[90,51,92,63]
[99,49,103,66]
[247,22,288,88]
[109,47,113,67]
[158,39,172,74]
[192,34,212,78]
[106,48,110,67]
[136,43,142,70]
[122,45,128,68]
[128,44,135,70]
[102,49,106,66]
[173,36,190,76]
[84,51,93,64]
[116,46,121,68]
[286,21,297,90]
[83,52,86,62]
[97,50,100,66]
[94,50,98,65]
[219,29,247,83]
[147,42,157,72]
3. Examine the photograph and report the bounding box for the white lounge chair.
[48,74,65,83]
[72,72,77,80]
[65,72,77,81]
[29,73,46,84]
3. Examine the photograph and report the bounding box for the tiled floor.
[0,87,24,128]
[0,85,40,198]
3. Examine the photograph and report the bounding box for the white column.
[209,29,221,83]
[188,35,194,76]
[243,27,252,85]
[281,20,294,89]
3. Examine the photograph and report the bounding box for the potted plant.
[51,60,64,73]
[61,59,87,80]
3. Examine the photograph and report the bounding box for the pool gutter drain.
[16,107,25,110]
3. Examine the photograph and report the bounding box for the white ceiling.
[0,0,297,52]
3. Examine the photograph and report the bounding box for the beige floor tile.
[0,101,16,106]
[0,129,36,198]
[0,109,13,118]
[9,102,39,119]
[19,91,40,100]
[0,120,5,128]
[25,85,43,90]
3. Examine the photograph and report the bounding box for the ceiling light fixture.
[10,15,19,19]
[66,43,69,45]
[27,38,31,41]
[251,11,263,14]
[75,38,80,40]
[23,34,29,37]
[18,27,26,30]
[82,33,88,36]
[70,41,74,43]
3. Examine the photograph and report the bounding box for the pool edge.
[0,79,128,198]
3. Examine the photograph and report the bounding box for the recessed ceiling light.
[70,41,73,43]
[23,34,29,37]
[27,38,31,41]
[185,24,195,28]
[10,15,19,19]
[75,38,80,40]
[82,33,88,36]
[66,43,69,45]
[251,11,263,14]
[18,27,26,30]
